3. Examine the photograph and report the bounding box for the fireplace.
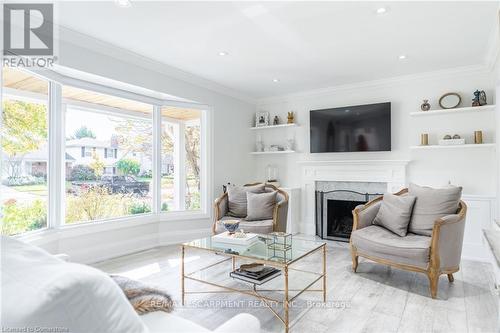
[298,161,408,236]
[315,189,382,241]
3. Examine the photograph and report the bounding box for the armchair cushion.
[408,183,462,236]
[246,191,277,221]
[227,184,265,217]
[215,216,274,234]
[373,193,416,236]
[351,225,431,268]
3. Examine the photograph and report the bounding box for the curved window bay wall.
[1,66,208,235]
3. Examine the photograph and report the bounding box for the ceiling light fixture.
[376,7,387,14]
[115,0,131,8]
[272,78,280,83]
[218,51,228,56]
[399,55,407,60]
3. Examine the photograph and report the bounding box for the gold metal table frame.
[181,242,327,333]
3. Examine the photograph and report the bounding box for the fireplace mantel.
[298,159,411,235]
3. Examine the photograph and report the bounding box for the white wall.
[254,68,496,196]
[254,67,497,261]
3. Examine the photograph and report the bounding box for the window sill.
[159,210,210,221]
[15,211,211,244]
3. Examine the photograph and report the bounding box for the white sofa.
[1,236,260,333]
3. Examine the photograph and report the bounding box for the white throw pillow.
[1,236,147,333]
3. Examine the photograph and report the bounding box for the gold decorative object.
[287,111,295,124]
[474,130,483,144]
[420,133,429,146]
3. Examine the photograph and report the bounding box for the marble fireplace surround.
[298,160,410,235]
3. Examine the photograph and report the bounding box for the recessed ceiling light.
[115,0,131,8]
[399,55,407,60]
[376,7,387,14]
[218,51,228,56]
[272,78,280,83]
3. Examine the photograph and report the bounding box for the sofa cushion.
[408,183,462,236]
[142,311,210,333]
[351,225,432,268]
[373,193,416,236]
[215,216,274,234]
[142,312,261,333]
[1,236,147,333]
[227,184,265,217]
[246,191,277,221]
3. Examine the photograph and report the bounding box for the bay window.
[1,66,209,235]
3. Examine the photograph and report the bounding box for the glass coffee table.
[181,235,327,333]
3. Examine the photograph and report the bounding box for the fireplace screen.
[326,199,365,239]
[315,190,381,242]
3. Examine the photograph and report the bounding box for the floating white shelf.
[250,150,296,155]
[410,105,495,117]
[250,123,298,130]
[410,143,496,150]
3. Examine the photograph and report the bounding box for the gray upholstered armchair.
[350,188,467,299]
[212,183,289,234]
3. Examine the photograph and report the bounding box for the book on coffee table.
[212,231,259,246]
[230,266,281,285]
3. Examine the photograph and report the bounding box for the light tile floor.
[93,236,499,333]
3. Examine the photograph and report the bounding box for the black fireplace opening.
[326,199,365,240]
[315,189,381,242]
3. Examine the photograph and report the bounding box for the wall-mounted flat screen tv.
[310,102,391,153]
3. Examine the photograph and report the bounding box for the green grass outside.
[11,184,47,193]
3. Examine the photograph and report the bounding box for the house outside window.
[1,66,209,235]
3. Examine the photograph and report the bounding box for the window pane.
[1,67,48,235]
[161,106,202,212]
[160,119,176,211]
[63,86,153,224]
[185,119,201,211]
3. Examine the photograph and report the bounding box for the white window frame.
[3,67,212,236]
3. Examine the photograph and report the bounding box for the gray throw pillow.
[408,183,462,236]
[227,184,265,217]
[373,193,416,236]
[246,191,277,221]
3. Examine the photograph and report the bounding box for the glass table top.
[183,235,325,265]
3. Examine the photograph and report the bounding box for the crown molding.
[56,26,257,105]
[485,5,500,72]
[257,64,491,105]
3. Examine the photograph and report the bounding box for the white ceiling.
[57,1,498,99]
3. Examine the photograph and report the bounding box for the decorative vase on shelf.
[256,140,264,152]
[420,99,431,111]
[266,164,278,183]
